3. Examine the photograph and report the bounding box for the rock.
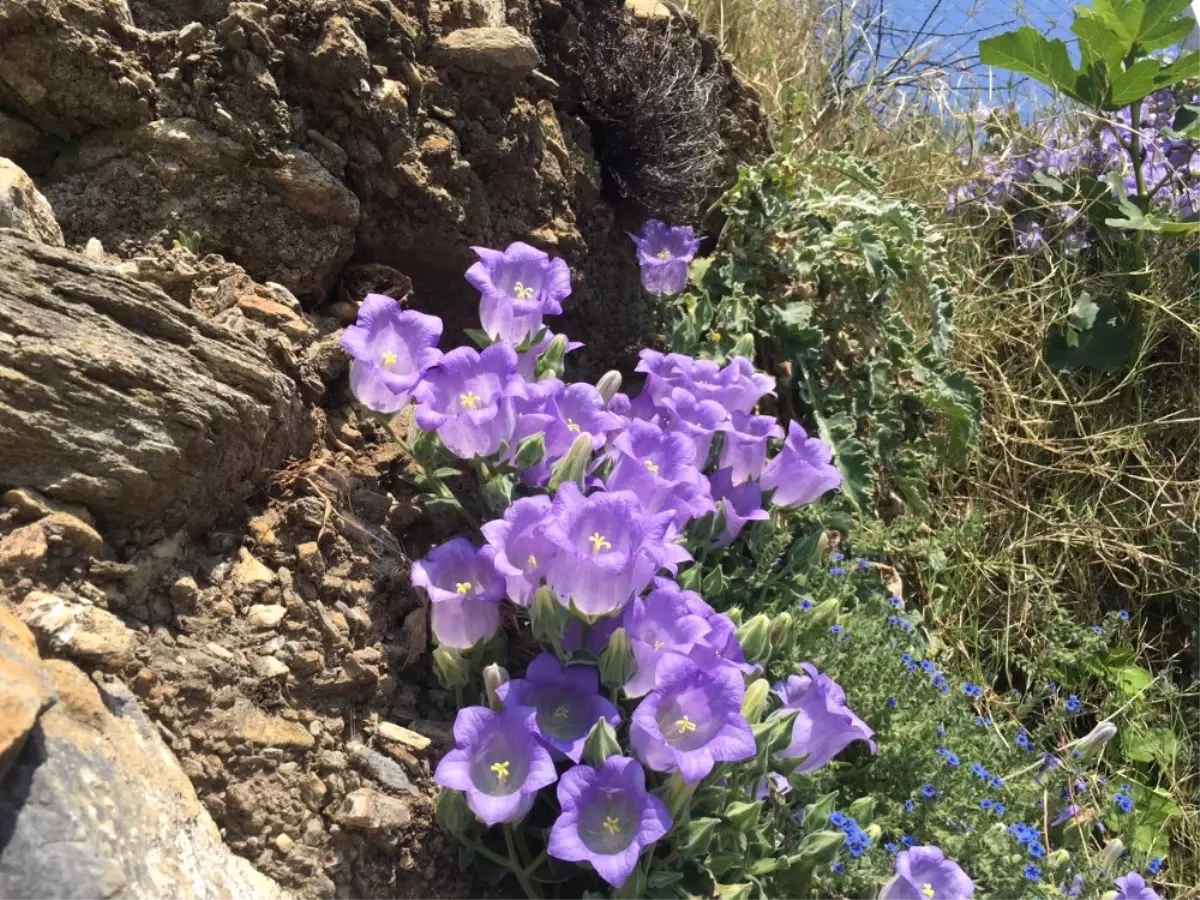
[0,607,54,780]
[3,487,94,525]
[246,604,287,629]
[347,742,416,795]
[625,0,673,18]
[205,641,235,662]
[433,27,540,76]
[0,521,48,573]
[0,656,287,898]
[274,833,295,854]
[0,232,314,541]
[296,541,324,577]
[0,158,62,245]
[377,722,432,753]
[253,656,289,679]
[176,21,204,53]
[237,295,313,341]
[19,591,136,669]
[291,649,324,675]
[333,788,412,831]
[43,118,360,298]
[233,548,276,586]
[229,701,316,750]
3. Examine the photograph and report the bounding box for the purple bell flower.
[620,581,714,698]
[628,220,701,296]
[708,357,776,415]
[708,467,770,548]
[540,482,678,618]
[481,495,557,606]
[433,705,557,826]
[630,646,755,783]
[608,388,663,426]
[760,421,843,508]
[606,420,714,528]
[658,387,729,460]
[753,772,792,800]
[547,756,672,888]
[414,344,525,458]
[496,653,621,762]
[339,294,443,413]
[697,610,759,676]
[411,537,504,649]
[1114,872,1160,900]
[879,845,975,900]
[1051,804,1081,827]
[526,381,623,462]
[772,663,876,772]
[466,242,571,345]
[720,412,784,483]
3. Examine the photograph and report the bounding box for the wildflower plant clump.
[339,221,1175,897]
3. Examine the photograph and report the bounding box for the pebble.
[230,702,315,750]
[233,548,275,586]
[348,741,416,794]
[206,642,235,662]
[291,650,324,674]
[274,833,295,854]
[296,541,324,577]
[19,592,135,668]
[246,604,287,629]
[377,722,431,752]
[253,656,289,678]
[334,788,412,831]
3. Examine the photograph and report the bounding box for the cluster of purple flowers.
[828,810,874,857]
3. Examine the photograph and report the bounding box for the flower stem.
[504,824,542,899]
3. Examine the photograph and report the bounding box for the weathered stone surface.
[333,787,412,831]
[246,603,287,629]
[228,701,315,750]
[0,642,288,899]
[0,231,314,539]
[434,27,540,75]
[377,721,432,752]
[0,606,54,781]
[42,118,359,298]
[19,591,136,669]
[0,157,63,245]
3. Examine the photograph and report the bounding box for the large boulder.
[0,230,314,541]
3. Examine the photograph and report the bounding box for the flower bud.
[530,586,569,645]
[481,473,514,513]
[802,791,838,827]
[735,614,773,664]
[583,717,621,767]
[435,788,471,836]
[848,796,876,825]
[597,626,636,689]
[432,647,470,690]
[865,823,882,842]
[741,678,771,723]
[770,612,794,653]
[596,370,623,404]
[1076,720,1118,754]
[793,830,846,865]
[1100,838,1125,869]
[548,432,594,490]
[731,333,756,360]
[808,596,840,628]
[483,663,509,710]
[725,800,763,832]
[663,771,698,819]
[1047,848,1071,874]
[513,433,546,472]
[536,333,568,379]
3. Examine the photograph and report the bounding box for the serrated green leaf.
[1110,53,1200,106]
[980,28,1084,100]
[1168,103,1200,139]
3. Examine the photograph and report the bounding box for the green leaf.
[1092,0,1195,50]
[715,883,753,900]
[1110,53,1200,106]
[705,853,745,879]
[675,817,721,859]
[1044,299,1135,373]
[1167,103,1200,139]
[1114,664,1153,697]
[647,867,685,889]
[980,28,1083,100]
[463,328,494,349]
[726,800,764,832]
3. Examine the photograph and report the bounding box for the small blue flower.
[901,835,916,847]
[921,659,936,674]
[1016,731,1033,752]
[921,784,937,799]
[829,811,847,827]
[936,725,946,736]
[831,862,846,874]
[993,802,1006,816]
[1091,625,1103,635]
[885,842,900,853]
[888,596,902,608]
[990,774,1005,789]
[1114,792,1134,814]
[1120,783,1130,791]
[1118,609,1130,621]
[800,599,814,611]
[962,682,983,697]
[974,716,992,727]
[887,697,898,709]
[829,624,844,636]
[1012,689,1023,699]
[970,762,988,778]
[980,798,993,810]
[832,552,845,562]
[829,566,848,576]
[1024,864,1042,882]
[1074,778,1086,793]
[1028,840,1046,859]
[857,558,870,571]
[905,799,916,813]
[887,615,899,626]
[944,751,961,767]
[900,652,914,666]
[1147,857,1165,875]
[1065,695,1081,712]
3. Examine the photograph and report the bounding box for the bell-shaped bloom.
[760,421,843,508]
[630,646,755,783]
[1113,873,1160,900]
[517,381,623,467]
[411,538,504,649]
[606,420,714,528]
[720,412,783,483]
[696,610,759,676]
[496,653,621,762]
[339,294,443,413]
[707,357,776,416]
[628,220,701,296]
[466,242,571,345]
[608,389,663,426]
[659,387,729,461]
[753,772,792,800]
[540,482,676,618]
[414,344,525,458]
[708,468,770,548]
[772,663,876,772]
[433,706,557,826]
[879,846,975,900]
[620,583,713,698]
[547,756,672,888]
[481,496,556,607]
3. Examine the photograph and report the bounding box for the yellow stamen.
[553,705,570,719]
[490,760,510,785]
[455,581,472,594]
[603,815,621,835]
[380,350,398,368]
[653,640,664,650]
[527,554,537,570]
[707,331,721,344]
[513,282,535,301]
[644,460,660,474]
[566,418,581,433]
[674,715,697,735]
[922,885,935,899]
[655,249,672,261]
[459,391,481,410]
[588,532,612,554]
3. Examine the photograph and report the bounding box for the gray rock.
[433,27,540,76]
[333,788,412,831]
[347,741,417,795]
[0,231,314,540]
[0,158,63,245]
[19,592,136,669]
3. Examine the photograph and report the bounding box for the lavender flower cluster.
[948,88,1199,252]
[337,224,1050,897]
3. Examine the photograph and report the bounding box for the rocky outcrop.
[0,0,767,372]
[0,158,64,246]
[0,605,289,899]
[0,229,314,540]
